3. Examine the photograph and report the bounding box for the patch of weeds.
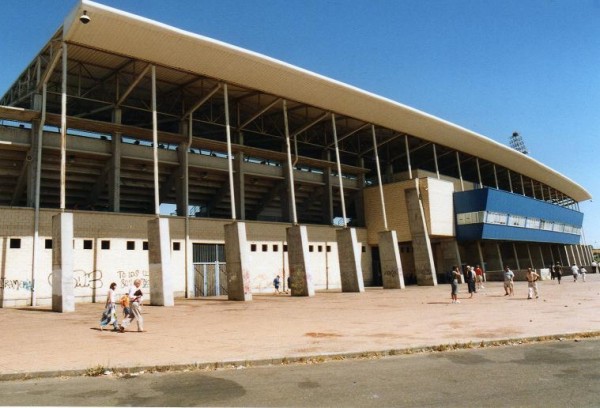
[85,365,106,377]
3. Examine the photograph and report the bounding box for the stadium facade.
[0,0,592,308]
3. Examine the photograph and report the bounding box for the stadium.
[0,0,592,308]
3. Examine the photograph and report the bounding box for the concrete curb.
[3,331,599,382]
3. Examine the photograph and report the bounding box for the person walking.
[450,265,461,304]
[475,265,484,290]
[273,275,281,295]
[466,266,476,298]
[120,279,144,332]
[571,264,579,282]
[100,282,119,331]
[580,267,587,282]
[503,265,515,296]
[526,268,540,299]
[554,263,562,284]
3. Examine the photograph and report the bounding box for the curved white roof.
[61,0,589,201]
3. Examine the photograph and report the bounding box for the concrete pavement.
[1,274,599,380]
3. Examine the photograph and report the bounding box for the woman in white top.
[100,282,119,331]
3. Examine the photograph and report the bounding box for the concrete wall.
[363,176,455,245]
[0,208,371,307]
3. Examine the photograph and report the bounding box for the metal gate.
[193,243,227,297]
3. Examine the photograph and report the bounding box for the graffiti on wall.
[117,270,149,289]
[0,278,33,291]
[46,269,104,290]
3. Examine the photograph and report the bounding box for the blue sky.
[2,0,599,247]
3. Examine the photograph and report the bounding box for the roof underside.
[0,0,590,208]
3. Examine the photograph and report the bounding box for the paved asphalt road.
[2,338,600,407]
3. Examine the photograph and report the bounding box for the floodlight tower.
[509,131,529,155]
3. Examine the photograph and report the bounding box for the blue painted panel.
[480,224,580,244]
[454,188,583,244]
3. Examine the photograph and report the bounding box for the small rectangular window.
[251,244,257,252]
[318,245,323,252]
[173,242,181,251]
[83,240,93,250]
[283,245,288,252]
[326,245,331,252]
[362,246,366,253]
[101,240,110,250]
[45,239,52,249]
[262,244,268,252]
[127,241,135,250]
[143,241,148,251]
[273,244,279,252]
[9,238,21,249]
[309,245,314,252]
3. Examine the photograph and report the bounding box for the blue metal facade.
[454,188,583,244]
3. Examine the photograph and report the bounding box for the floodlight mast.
[509,131,529,155]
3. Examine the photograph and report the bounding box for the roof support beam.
[116,64,151,106]
[291,112,329,137]
[325,123,369,148]
[238,97,280,130]
[183,83,222,118]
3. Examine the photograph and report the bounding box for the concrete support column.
[337,227,365,292]
[563,245,571,265]
[281,163,293,223]
[52,212,74,312]
[569,245,577,265]
[286,225,315,296]
[476,240,486,281]
[441,238,464,283]
[224,221,252,301]
[496,243,504,271]
[26,120,42,207]
[109,108,122,212]
[147,217,174,306]
[526,244,534,269]
[512,243,521,271]
[322,167,333,225]
[404,188,437,286]
[386,163,394,183]
[234,152,245,220]
[176,141,188,216]
[378,230,404,289]
[353,157,366,227]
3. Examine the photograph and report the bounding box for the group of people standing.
[99,278,145,333]
[449,265,484,303]
[452,260,594,303]
[550,263,588,283]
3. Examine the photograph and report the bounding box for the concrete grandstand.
[0,0,592,308]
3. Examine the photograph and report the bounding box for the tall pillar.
[287,225,315,296]
[224,221,252,301]
[378,230,404,289]
[147,217,174,306]
[234,152,245,220]
[109,108,122,212]
[405,188,437,286]
[512,243,521,271]
[26,120,41,207]
[175,141,188,216]
[52,212,74,312]
[563,245,571,265]
[337,228,365,292]
[353,157,366,227]
[496,243,504,271]
[322,167,333,225]
[281,163,293,223]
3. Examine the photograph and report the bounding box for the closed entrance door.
[193,243,227,296]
